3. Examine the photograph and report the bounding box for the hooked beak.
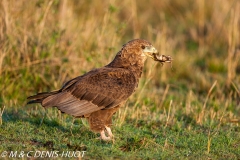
[142,46,158,59]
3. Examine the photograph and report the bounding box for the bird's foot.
[105,126,113,138]
[98,126,114,141]
[99,130,112,141]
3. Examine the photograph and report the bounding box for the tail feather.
[27,99,44,104]
[27,91,59,105]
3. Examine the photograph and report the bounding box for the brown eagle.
[27,39,172,141]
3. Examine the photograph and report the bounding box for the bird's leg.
[105,126,113,138]
[100,130,111,141]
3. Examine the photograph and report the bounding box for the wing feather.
[40,67,137,117]
[42,91,104,116]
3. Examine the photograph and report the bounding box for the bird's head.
[121,39,172,64]
[108,39,172,70]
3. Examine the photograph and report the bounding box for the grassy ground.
[0,0,239,159]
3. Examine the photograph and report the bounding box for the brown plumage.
[27,39,172,141]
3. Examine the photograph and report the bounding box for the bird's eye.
[141,45,145,49]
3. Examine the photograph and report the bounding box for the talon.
[105,126,113,138]
[100,130,112,141]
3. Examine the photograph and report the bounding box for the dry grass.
[0,0,239,158]
[1,0,239,128]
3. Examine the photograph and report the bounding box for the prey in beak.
[143,45,173,67]
[152,53,173,66]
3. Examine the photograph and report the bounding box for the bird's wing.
[42,67,136,117]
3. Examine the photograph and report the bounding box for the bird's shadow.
[1,105,86,135]
[1,106,121,145]
[1,106,103,151]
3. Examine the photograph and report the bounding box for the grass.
[0,0,239,159]
[1,107,239,159]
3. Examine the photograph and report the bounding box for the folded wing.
[33,67,137,117]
